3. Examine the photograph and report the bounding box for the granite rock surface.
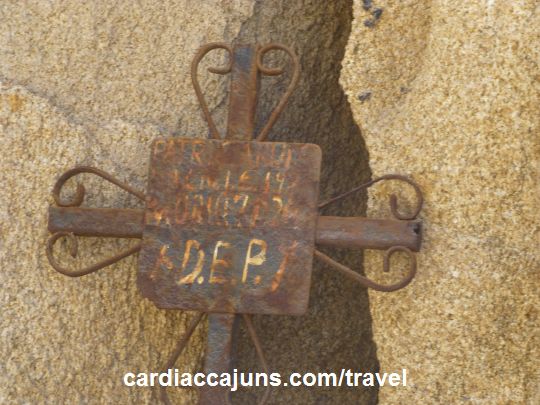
[2,0,537,403]
[341,1,539,403]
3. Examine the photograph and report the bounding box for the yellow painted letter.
[209,241,232,284]
[242,239,267,283]
[178,240,205,284]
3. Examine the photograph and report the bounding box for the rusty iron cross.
[46,43,423,404]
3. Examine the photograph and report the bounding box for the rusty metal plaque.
[138,138,321,315]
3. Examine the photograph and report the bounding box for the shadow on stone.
[232,1,379,404]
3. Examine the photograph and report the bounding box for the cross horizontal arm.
[316,216,421,251]
[48,207,143,238]
[48,206,421,252]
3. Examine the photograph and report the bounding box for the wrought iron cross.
[46,43,423,404]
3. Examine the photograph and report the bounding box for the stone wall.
[341,0,539,403]
[1,0,538,404]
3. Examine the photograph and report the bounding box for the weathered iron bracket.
[45,43,423,404]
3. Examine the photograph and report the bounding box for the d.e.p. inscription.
[138,138,321,315]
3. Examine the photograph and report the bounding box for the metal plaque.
[138,138,321,315]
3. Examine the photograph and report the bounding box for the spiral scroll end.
[46,231,141,278]
[53,182,85,207]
